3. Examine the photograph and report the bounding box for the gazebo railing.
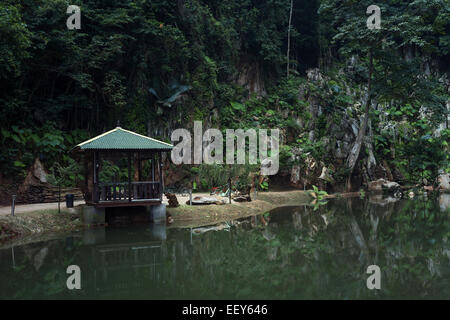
[94,181,161,202]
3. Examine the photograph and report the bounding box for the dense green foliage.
[0,0,448,190]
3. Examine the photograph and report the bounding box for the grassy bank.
[0,191,313,244]
[0,210,83,246]
[168,191,312,228]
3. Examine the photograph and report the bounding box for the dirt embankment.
[0,210,83,245]
[167,191,312,228]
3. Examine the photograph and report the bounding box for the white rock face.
[319,167,334,183]
[237,61,266,97]
[439,194,449,212]
[437,173,450,190]
[33,158,48,183]
[290,165,301,186]
[306,68,323,82]
[18,158,49,193]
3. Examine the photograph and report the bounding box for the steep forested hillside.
[0,0,449,199]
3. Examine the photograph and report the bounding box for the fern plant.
[309,185,328,201]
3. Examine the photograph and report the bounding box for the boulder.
[188,196,221,206]
[382,181,401,191]
[368,179,401,194]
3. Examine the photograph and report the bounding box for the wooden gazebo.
[72,126,173,208]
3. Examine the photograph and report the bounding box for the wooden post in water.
[58,184,61,214]
[11,247,15,269]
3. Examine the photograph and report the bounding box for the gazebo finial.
[117,120,121,128]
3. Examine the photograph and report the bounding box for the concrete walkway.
[0,200,85,216]
[0,196,187,216]
[0,193,225,216]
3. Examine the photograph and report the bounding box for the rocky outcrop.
[319,167,334,183]
[437,172,450,191]
[290,164,302,187]
[18,158,48,193]
[164,163,191,188]
[289,146,323,189]
[16,158,83,204]
[289,147,304,187]
[368,179,401,194]
[439,194,449,212]
[291,68,380,191]
[237,59,266,97]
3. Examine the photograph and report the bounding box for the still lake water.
[0,196,449,300]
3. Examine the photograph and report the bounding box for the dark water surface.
[0,197,449,299]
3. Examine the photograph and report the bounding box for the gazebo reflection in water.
[83,224,167,293]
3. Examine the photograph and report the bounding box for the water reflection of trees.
[0,198,448,299]
[164,198,449,299]
[0,237,84,299]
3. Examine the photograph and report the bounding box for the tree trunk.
[286,0,294,77]
[346,48,374,191]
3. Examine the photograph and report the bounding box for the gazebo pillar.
[159,151,163,201]
[93,151,100,203]
[83,154,88,197]
[152,153,155,182]
[137,153,142,181]
[128,152,132,202]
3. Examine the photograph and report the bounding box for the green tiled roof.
[76,127,173,151]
